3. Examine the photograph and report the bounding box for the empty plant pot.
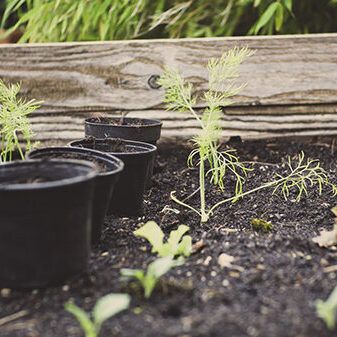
[69,138,157,216]
[85,117,162,188]
[27,147,124,245]
[0,159,97,288]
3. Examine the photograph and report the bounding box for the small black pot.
[85,117,162,188]
[85,117,162,145]
[27,147,124,245]
[69,138,157,216]
[0,159,97,288]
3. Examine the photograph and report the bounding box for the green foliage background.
[1,0,337,42]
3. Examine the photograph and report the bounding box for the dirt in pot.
[79,137,139,153]
[88,117,147,127]
[36,152,108,173]
[1,138,337,337]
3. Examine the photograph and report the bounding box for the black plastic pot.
[27,147,124,245]
[0,159,97,288]
[85,117,162,188]
[85,117,162,145]
[69,138,157,216]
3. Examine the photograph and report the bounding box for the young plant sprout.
[134,221,192,258]
[316,286,337,330]
[121,257,180,299]
[0,80,40,162]
[158,47,253,222]
[65,293,130,337]
[158,48,337,222]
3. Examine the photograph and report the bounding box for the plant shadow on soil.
[1,138,337,337]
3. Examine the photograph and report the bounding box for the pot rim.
[85,116,163,128]
[27,146,124,177]
[0,159,97,191]
[68,138,157,156]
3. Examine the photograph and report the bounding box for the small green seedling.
[134,221,192,258]
[121,257,179,298]
[316,286,337,330]
[65,293,130,337]
[251,218,273,232]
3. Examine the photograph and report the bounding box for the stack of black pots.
[0,116,162,289]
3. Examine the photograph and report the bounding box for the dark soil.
[1,138,337,337]
[33,153,108,173]
[74,137,141,153]
[88,117,147,127]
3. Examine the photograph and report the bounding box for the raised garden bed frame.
[0,33,337,144]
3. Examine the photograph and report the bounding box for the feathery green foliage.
[65,293,130,337]
[159,48,337,222]
[271,152,337,202]
[207,152,337,216]
[0,80,40,162]
[2,0,336,42]
[1,0,159,42]
[159,47,253,222]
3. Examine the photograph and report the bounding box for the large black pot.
[69,138,157,216]
[0,159,97,288]
[85,117,162,145]
[27,147,124,245]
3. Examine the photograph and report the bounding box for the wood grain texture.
[0,34,337,143]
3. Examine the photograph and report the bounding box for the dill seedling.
[158,47,254,222]
[0,80,40,162]
[159,48,337,223]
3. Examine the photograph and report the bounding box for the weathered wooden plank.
[0,34,337,143]
[29,106,337,143]
[0,34,337,111]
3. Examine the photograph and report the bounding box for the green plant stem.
[199,155,208,222]
[208,179,280,216]
[171,191,201,216]
[187,105,204,128]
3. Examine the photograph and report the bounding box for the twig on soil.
[324,265,337,273]
[0,310,29,327]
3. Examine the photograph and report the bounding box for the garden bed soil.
[1,138,337,337]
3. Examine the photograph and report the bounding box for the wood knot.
[148,75,161,89]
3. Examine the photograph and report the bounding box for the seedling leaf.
[176,235,193,257]
[134,222,192,258]
[65,293,130,337]
[148,256,177,278]
[65,303,96,337]
[316,286,337,330]
[93,293,130,329]
[121,257,179,298]
[134,221,164,253]
[167,224,190,248]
